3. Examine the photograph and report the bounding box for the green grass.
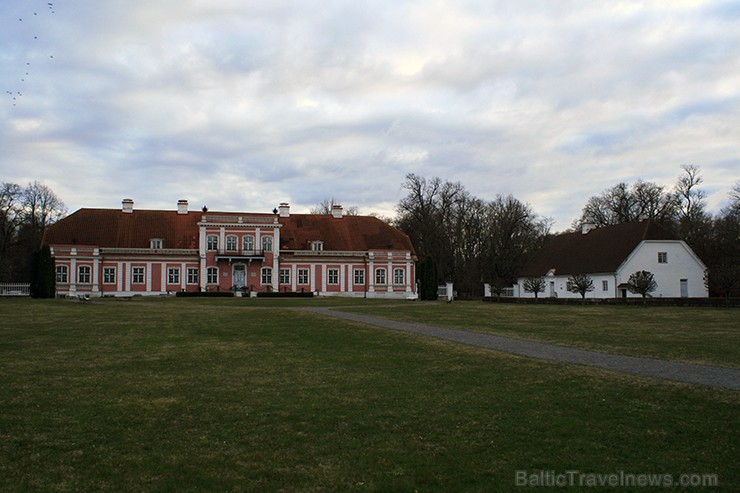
[0,298,738,492]
[341,301,740,369]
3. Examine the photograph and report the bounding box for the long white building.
[514,220,708,299]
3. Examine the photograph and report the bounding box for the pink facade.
[46,201,417,299]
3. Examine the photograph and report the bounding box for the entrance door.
[680,279,688,298]
[233,265,246,288]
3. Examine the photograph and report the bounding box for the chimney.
[122,198,134,214]
[278,202,290,218]
[331,204,343,219]
[177,199,188,215]
[581,222,595,234]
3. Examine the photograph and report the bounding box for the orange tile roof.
[44,209,416,254]
[279,214,416,252]
[43,209,201,249]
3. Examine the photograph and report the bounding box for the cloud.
[1,0,738,230]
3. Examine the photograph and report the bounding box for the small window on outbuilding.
[658,252,668,264]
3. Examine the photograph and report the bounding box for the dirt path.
[299,307,740,390]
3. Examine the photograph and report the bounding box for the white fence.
[0,283,31,296]
[437,282,455,302]
[483,284,515,297]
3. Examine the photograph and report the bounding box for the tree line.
[392,167,739,299]
[0,181,66,283]
[393,174,552,298]
[3,166,738,299]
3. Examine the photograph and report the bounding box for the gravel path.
[300,307,740,391]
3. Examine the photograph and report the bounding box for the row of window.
[207,235,273,252]
[56,265,200,285]
[56,265,407,286]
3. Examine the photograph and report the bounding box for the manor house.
[43,200,417,298]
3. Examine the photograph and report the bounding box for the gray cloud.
[1,0,738,230]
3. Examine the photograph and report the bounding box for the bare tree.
[19,181,67,250]
[0,181,66,282]
[481,195,551,296]
[310,198,359,215]
[706,185,740,298]
[729,182,740,216]
[578,180,678,228]
[0,183,23,281]
[626,270,658,298]
[396,174,466,287]
[674,165,712,249]
[396,174,550,298]
[567,274,594,304]
[675,165,706,221]
[522,277,546,299]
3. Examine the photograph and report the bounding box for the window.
[354,269,365,285]
[150,238,163,249]
[262,235,273,252]
[103,267,116,284]
[56,265,68,283]
[602,280,609,291]
[298,268,309,285]
[311,241,324,251]
[279,269,290,284]
[187,268,199,284]
[658,252,668,263]
[243,235,254,252]
[207,267,218,284]
[328,268,339,285]
[393,268,405,285]
[168,267,180,284]
[132,267,145,284]
[226,235,238,252]
[261,267,272,285]
[78,266,91,284]
[375,268,386,285]
[207,235,218,251]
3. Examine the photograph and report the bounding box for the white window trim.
[103,267,116,284]
[132,266,146,284]
[56,265,68,283]
[78,265,91,284]
[261,267,272,285]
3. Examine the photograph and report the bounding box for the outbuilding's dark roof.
[519,220,679,277]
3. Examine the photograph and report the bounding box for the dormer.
[311,241,324,251]
[150,238,163,249]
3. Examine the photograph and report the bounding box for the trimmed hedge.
[175,291,235,298]
[483,296,740,307]
[257,291,314,298]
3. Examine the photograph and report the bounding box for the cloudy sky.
[2,0,738,230]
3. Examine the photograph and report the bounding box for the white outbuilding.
[514,220,708,299]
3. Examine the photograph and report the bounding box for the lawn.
[341,301,740,369]
[0,297,737,492]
